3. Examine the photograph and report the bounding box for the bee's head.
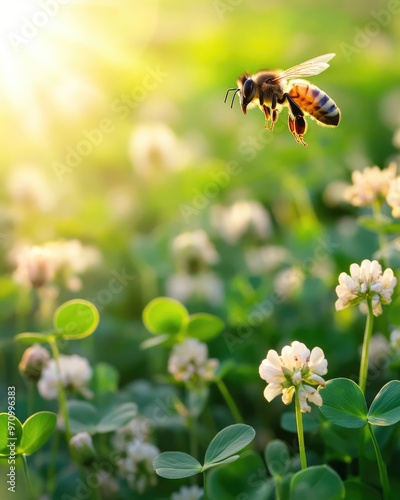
[238,74,256,114]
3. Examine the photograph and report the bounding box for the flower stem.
[47,428,60,495]
[203,471,208,500]
[359,298,374,393]
[294,389,307,470]
[49,340,71,441]
[367,423,390,499]
[21,455,35,499]
[215,378,243,423]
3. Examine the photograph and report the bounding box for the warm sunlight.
[0,0,158,138]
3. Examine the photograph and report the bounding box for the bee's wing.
[272,53,336,82]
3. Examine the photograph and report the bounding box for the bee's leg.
[267,93,279,131]
[282,94,308,146]
[262,105,271,129]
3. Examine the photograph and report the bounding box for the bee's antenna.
[224,88,239,107]
[224,88,240,108]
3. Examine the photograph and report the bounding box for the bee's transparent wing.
[273,53,336,82]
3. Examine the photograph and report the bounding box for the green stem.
[367,423,390,500]
[203,471,207,500]
[294,390,307,470]
[27,382,35,417]
[187,412,198,461]
[359,298,374,393]
[215,378,243,423]
[49,340,71,441]
[21,455,35,499]
[47,429,60,495]
[275,477,282,500]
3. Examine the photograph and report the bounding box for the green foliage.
[203,423,255,469]
[265,440,291,478]
[290,465,345,500]
[320,378,400,428]
[153,424,255,478]
[207,451,272,499]
[368,381,400,426]
[67,401,138,434]
[0,412,56,456]
[53,299,100,340]
[319,378,368,428]
[153,452,202,479]
[15,299,99,344]
[142,297,224,348]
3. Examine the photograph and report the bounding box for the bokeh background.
[1,0,400,498]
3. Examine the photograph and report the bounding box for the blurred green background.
[1,0,400,497]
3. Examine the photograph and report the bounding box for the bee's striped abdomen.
[288,80,340,127]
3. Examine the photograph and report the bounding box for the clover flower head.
[345,163,397,207]
[171,230,219,273]
[19,344,50,382]
[10,239,101,291]
[117,438,159,493]
[129,122,189,179]
[38,354,92,400]
[166,272,224,306]
[69,432,96,466]
[259,341,327,413]
[390,329,400,349]
[335,259,396,317]
[387,176,400,218]
[112,416,153,452]
[211,200,272,244]
[171,485,204,500]
[168,338,219,386]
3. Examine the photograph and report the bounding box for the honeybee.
[225,53,341,146]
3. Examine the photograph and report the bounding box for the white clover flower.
[166,272,224,306]
[9,240,101,291]
[11,246,56,288]
[47,239,101,275]
[172,230,219,273]
[69,432,96,465]
[345,163,397,207]
[335,259,396,317]
[19,344,50,382]
[117,438,159,493]
[387,177,400,218]
[112,416,150,452]
[390,329,400,349]
[171,485,204,500]
[273,267,304,301]
[129,122,189,179]
[168,338,219,386]
[245,245,291,274]
[211,200,272,244]
[38,355,92,400]
[259,341,327,413]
